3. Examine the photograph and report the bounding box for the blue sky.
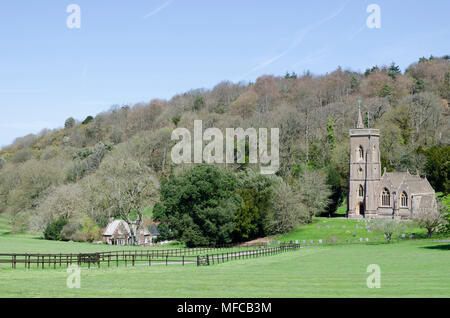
[0,0,449,147]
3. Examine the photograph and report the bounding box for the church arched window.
[358,185,364,197]
[401,192,408,207]
[382,188,390,206]
[359,146,364,160]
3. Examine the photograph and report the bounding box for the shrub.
[43,218,68,241]
[80,216,101,242]
[10,149,32,163]
[326,237,340,244]
[61,222,80,241]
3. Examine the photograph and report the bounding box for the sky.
[0,0,449,147]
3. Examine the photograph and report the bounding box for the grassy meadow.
[0,213,449,298]
[272,217,435,244]
[0,241,449,298]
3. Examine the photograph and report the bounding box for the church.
[347,105,436,220]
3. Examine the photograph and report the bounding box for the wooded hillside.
[0,55,448,240]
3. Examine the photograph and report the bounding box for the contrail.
[144,0,174,19]
[237,0,350,80]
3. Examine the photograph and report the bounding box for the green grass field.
[0,241,449,298]
[272,217,435,243]
[1,213,449,298]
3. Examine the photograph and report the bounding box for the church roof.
[418,195,435,209]
[382,170,435,194]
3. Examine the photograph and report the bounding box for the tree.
[293,166,332,220]
[388,63,401,80]
[30,183,87,233]
[412,198,448,238]
[153,164,241,247]
[369,219,406,243]
[82,116,94,125]
[422,146,450,194]
[350,75,359,93]
[266,179,307,234]
[64,117,76,129]
[231,90,258,119]
[379,84,393,98]
[193,95,205,111]
[233,169,274,241]
[172,115,181,127]
[326,118,336,149]
[86,152,159,245]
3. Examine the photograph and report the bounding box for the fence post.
[182,255,184,266]
[197,256,200,267]
[166,255,168,266]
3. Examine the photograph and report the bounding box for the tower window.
[401,192,408,207]
[382,188,390,206]
[358,185,364,197]
[359,146,364,160]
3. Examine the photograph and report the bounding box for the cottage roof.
[103,220,130,236]
[149,225,159,236]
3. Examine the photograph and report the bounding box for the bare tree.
[85,152,159,245]
[370,219,406,243]
[267,180,307,234]
[412,198,448,238]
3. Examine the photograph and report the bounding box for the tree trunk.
[427,228,432,239]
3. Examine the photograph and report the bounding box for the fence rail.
[0,242,302,269]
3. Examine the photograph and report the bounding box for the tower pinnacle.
[357,98,364,129]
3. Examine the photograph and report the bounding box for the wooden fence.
[0,242,301,269]
[197,243,302,266]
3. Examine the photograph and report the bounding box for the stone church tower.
[347,101,436,219]
[347,103,381,218]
